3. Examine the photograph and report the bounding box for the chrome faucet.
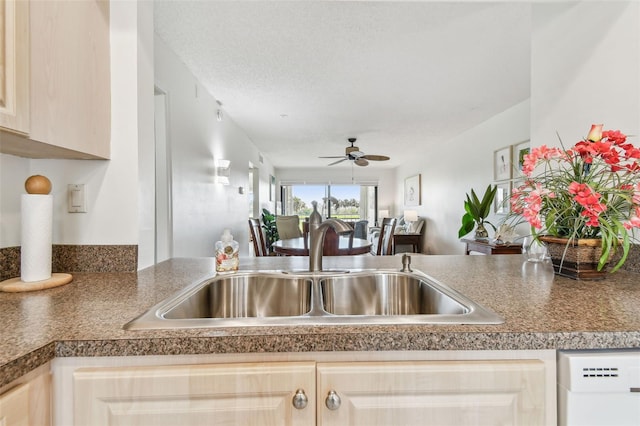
[308,206,352,271]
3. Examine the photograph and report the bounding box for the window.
[281,184,378,225]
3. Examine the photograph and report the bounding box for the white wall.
[154,35,275,260]
[1,3,274,266]
[0,0,142,249]
[531,1,639,150]
[3,1,637,266]
[137,0,156,269]
[394,101,530,255]
[0,154,29,246]
[390,1,640,256]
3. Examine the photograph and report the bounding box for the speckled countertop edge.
[2,255,640,387]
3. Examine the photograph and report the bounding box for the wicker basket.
[538,236,609,280]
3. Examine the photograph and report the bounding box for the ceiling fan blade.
[355,158,369,167]
[328,158,348,166]
[319,156,348,159]
[361,155,390,161]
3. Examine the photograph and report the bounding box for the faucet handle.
[401,254,413,272]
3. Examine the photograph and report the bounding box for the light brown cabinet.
[317,360,546,425]
[71,359,548,426]
[0,364,51,426]
[0,0,110,159]
[0,383,30,426]
[0,0,29,134]
[73,362,316,426]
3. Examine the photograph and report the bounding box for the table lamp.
[403,210,418,233]
[377,209,389,226]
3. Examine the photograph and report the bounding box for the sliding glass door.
[281,184,377,225]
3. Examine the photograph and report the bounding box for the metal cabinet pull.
[325,390,341,410]
[292,389,308,409]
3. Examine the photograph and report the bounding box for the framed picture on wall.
[269,175,276,201]
[494,181,511,215]
[512,140,530,177]
[493,146,512,181]
[404,174,421,206]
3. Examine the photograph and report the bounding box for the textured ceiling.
[154,1,531,169]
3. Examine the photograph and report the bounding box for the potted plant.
[261,208,279,252]
[458,184,497,241]
[509,124,640,279]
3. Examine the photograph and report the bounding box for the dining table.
[272,234,372,256]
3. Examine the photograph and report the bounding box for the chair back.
[353,220,368,239]
[276,215,303,240]
[375,217,397,255]
[322,227,341,256]
[248,218,269,257]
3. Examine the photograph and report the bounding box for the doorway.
[154,88,173,263]
[248,163,259,219]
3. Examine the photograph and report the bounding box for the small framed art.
[512,140,530,177]
[494,181,511,215]
[404,174,421,206]
[493,146,512,181]
[269,175,276,201]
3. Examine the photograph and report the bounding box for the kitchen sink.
[124,269,503,330]
[163,273,312,319]
[320,273,467,316]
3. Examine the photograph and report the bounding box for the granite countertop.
[2,254,640,387]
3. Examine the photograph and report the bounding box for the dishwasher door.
[558,349,640,426]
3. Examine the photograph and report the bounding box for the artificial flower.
[508,124,639,272]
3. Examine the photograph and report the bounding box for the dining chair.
[275,215,303,240]
[248,218,269,257]
[321,227,341,256]
[374,217,397,255]
[353,220,368,240]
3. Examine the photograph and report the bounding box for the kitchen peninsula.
[2,254,640,424]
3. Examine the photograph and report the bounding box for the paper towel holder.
[0,175,73,293]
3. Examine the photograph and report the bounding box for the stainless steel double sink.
[124,269,503,330]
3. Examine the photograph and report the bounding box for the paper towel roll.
[21,194,53,282]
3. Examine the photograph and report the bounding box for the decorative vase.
[538,236,609,280]
[474,223,489,241]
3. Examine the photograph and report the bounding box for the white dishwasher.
[558,349,640,426]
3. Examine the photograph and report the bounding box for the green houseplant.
[458,185,497,240]
[261,208,279,252]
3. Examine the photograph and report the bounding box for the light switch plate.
[68,184,87,213]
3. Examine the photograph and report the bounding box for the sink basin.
[124,269,503,330]
[163,273,312,319]
[321,273,467,316]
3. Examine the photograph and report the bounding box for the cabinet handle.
[292,389,308,409]
[325,390,341,410]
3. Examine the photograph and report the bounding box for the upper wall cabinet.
[0,0,111,159]
[0,0,29,134]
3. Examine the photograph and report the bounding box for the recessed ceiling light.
[280,114,288,118]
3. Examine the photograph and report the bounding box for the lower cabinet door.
[317,360,546,426]
[0,383,29,426]
[73,362,316,426]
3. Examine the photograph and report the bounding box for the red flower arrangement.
[510,124,640,272]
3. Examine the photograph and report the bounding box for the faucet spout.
[309,218,352,272]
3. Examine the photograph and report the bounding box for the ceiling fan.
[320,138,390,167]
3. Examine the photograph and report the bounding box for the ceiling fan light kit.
[320,137,390,167]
